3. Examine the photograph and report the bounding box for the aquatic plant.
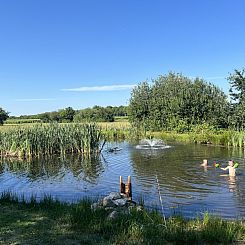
[0,123,102,158]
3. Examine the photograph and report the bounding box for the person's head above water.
[201,159,208,166]
[228,160,234,167]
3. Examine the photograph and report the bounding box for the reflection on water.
[0,141,245,219]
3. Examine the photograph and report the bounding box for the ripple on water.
[0,142,245,219]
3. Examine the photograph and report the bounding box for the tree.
[128,81,151,129]
[59,107,75,122]
[228,68,245,130]
[128,72,228,131]
[0,107,9,125]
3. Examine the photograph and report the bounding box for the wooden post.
[120,176,125,194]
[120,175,132,200]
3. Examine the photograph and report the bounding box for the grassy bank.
[149,130,245,148]
[1,122,245,148]
[0,193,244,245]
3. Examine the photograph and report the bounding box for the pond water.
[0,141,245,219]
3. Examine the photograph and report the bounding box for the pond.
[0,141,245,219]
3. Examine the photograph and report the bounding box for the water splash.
[136,138,171,150]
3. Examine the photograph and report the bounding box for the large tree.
[128,81,151,129]
[228,68,245,130]
[129,73,228,131]
[0,107,9,125]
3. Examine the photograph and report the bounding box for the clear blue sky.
[0,0,244,116]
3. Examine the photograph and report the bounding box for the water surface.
[0,141,244,219]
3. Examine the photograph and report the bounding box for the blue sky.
[0,0,245,116]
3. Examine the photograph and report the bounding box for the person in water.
[200,159,208,167]
[221,160,236,177]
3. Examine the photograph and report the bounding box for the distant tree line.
[128,69,245,132]
[7,106,128,123]
[2,68,245,131]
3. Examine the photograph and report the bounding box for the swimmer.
[200,159,209,167]
[220,160,236,177]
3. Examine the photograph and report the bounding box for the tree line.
[1,106,128,124]
[1,68,245,130]
[128,69,245,132]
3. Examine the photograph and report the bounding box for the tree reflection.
[0,154,104,184]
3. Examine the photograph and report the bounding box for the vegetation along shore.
[0,192,244,245]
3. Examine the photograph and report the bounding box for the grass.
[1,121,245,148]
[5,118,42,125]
[0,123,102,158]
[0,192,244,244]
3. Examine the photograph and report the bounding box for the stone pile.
[91,192,143,220]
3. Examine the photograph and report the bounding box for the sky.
[0,0,245,116]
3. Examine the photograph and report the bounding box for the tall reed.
[0,123,102,158]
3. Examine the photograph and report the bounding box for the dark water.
[0,141,245,219]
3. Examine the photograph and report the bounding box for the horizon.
[1,0,244,116]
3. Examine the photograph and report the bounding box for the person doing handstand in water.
[221,160,236,177]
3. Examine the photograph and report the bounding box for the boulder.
[108,192,122,200]
[103,196,117,208]
[113,198,127,207]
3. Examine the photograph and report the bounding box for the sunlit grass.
[1,122,245,148]
[0,123,102,158]
[0,193,244,244]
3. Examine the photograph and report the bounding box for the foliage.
[0,107,9,125]
[128,81,151,130]
[228,68,245,130]
[5,118,41,124]
[129,72,229,131]
[11,106,128,123]
[74,105,114,122]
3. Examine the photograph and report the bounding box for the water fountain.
[136,138,171,150]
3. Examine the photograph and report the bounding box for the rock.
[113,198,127,207]
[105,207,114,211]
[136,206,144,212]
[108,192,122,200]
[97,198,103,206]
[126,200,137,208]
[91,202,99,210]
[107,211,119,220]
[103,197,117,208]
[118,206,129,215]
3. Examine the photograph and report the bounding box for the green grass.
[5,118,42,125]
[1,122,245,148]
[0,193,244,245]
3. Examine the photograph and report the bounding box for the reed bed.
[0,123,102,158]
[1,122,245,148]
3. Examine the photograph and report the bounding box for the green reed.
[0,123,102,158]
